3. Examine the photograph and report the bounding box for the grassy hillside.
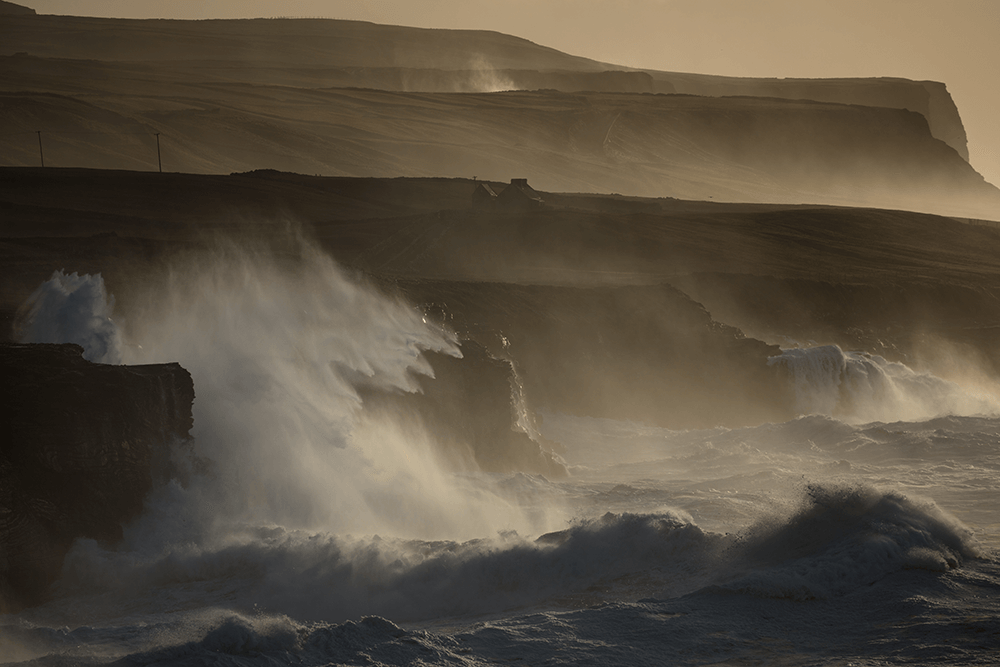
[1,14,995,218]
[2,82,996,218]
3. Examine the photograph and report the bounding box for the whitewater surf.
[3,240,999,665]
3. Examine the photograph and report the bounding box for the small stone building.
[496,178,544,210]
[471,182,499,207]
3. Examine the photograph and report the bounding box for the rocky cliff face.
[650,73,970,163]
[0,343,195,611]
[358,339,567,477]
[672,273,1000,379]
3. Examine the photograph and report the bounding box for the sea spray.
[110,235,559,542]
[11,241,999,665]
[0,240,554,643]
[9,235,566,615]
[15,270,124,364]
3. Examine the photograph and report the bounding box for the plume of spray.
[15,270,124,364]
[13,232,574,624]
[116,232,553,543]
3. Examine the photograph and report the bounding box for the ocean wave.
[50,507,716,624]
[42,483,978,630]
[714,483,981,600]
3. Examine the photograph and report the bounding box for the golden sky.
[26,0,1000,188]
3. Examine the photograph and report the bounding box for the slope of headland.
[1,12,996,219]
[0,0,33,14]
[0,11,967,157]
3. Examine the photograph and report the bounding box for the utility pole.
[155,132,162,172]
[36,130,44,167]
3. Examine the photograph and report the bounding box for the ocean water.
[4,246,1000,665]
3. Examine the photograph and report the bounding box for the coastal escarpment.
[1,16,993,217]
[649,73,969,162]
[0,86,990,217]
[0,343,194,611]
[0,13,966,161]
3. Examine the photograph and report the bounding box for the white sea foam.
[41,476,977,631]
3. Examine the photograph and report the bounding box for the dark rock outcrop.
[0,343,195,611]
[358,339,566,478]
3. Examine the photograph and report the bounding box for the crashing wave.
[768,344,998,423]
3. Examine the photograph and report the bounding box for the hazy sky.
[28,0,1000,188]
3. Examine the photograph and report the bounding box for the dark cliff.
[358,339,567,477]
[0,343,195,611]
[4,169,1000,444]
[0,15,964,155]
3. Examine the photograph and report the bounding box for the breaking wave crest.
[46,482,977,630]
[719,483,980,600]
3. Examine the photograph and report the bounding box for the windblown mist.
[5,231,1000,666]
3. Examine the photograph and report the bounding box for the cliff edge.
[0,1,34,16]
